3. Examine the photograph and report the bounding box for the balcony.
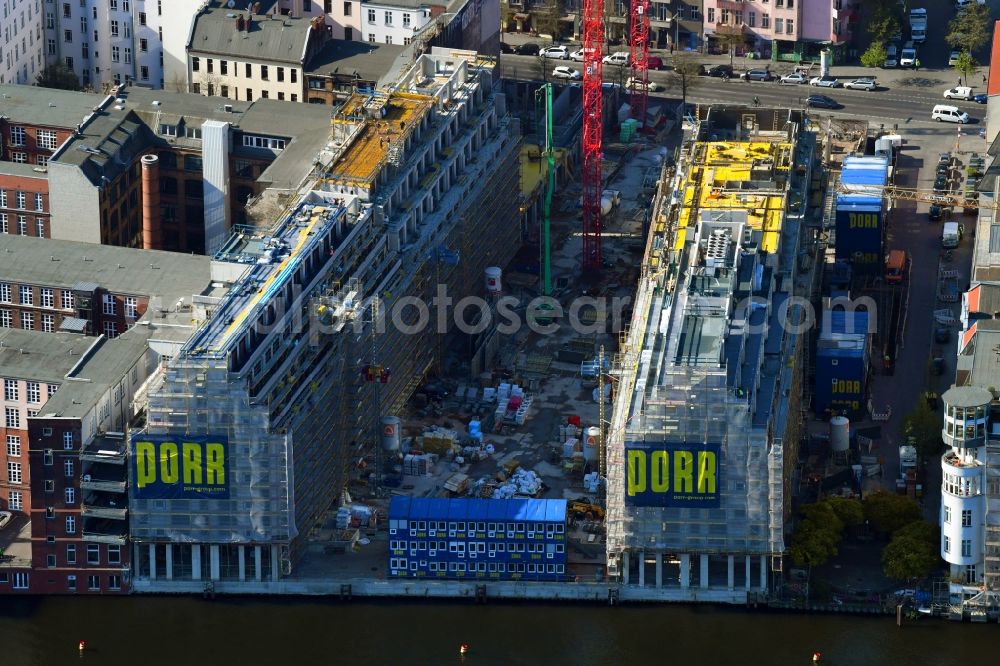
[82,493,127,520]
[80,433,126,465]
[82,517,128,545]
[81,463,127,494]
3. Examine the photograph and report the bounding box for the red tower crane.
[628,0,650,126]
[581,0,605,271]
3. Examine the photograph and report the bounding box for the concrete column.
[680,554,690,588]
[238,546,246,582]
[270,545,280,580]
[638,550,645,587]
[727,555,735,590]
[192,545,202,581]
[760,556,768,591]
[165,544,173,581]
[655,553,663,588]
[210,544,221,581]
[148,543,157,581]
[622,552,630,585]
[141,154,162,250]
[745,556,752,590]
[700,554,709,589]
[254,545,263,581]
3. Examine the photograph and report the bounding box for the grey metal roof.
[304,39,406,82]
[189,6,316,64]
[0,329,97,383]
[49,104,155,188]
[72,281,100,293]
[237,99,333,190]
[0,84,104,129]
[990,225,1000,254]
[0,234,212,304]
[0,161,49,179]
[942,385,993,408]
[59,317,89,333]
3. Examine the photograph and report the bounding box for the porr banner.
[131,435,229,500]
[625,441,721,508]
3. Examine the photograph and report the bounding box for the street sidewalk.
[499,30,988,92]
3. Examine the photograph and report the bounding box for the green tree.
[864,490,921,535]
[901,399,942,460]
[713,28,747,68]
[863,0,903,45]
[947,3,991,54]
[825,496,864,528]
[35,63,82,91]
[790,501,845,567]
[860,42,888,68]
[881,520,940,581]
[669,53,702,107]
[953,51,979,88]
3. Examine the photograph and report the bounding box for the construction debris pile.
[492,467,544,499]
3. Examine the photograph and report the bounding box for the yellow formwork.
[520,144,570,200]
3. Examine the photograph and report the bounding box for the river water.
[1,596,996,665]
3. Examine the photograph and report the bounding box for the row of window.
[0,190,46,211]
[0,572,122,592]
[943,536,974,558]
[390,540,564,556]
[0,283,73,309]
[3,379,45,403]
[0,213,47,237]
[366,9,414,27]
[46,543,121,567]
[943,506,974,527]
[2,151,50,166]
[192,82,299,103]
[367,33,411,46]
[6,128,60,152]
[389,519,565,536]
[706,9,794,33]
[389,559,565,575]
[0,310,61,333]
[191,58,298,84]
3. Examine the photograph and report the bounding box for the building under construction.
[129,48,522,590]
[605,108,817,600]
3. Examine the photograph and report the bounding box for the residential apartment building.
[0,237,214,595]
[361,0,437,46]
[186,6,330,102]
[130,47,522,592]
[0,164,50,239]
[272,0,363,41]
[0,84,94,167]
[1,0,46,86]
[304,40,403,105]
[703,0,854,62]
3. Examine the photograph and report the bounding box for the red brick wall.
[0,172,50,238]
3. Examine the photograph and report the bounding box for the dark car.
[938,152,953,166]
[929,204,943,221]
[647,56,665,70]
[936,162,951,176]
[517,43,540,56]
[933,174,950,193]
[974,93,988,104]
[935,327,951,344]
[499,42,514,54]
[708,64,734,78]
[806,94,842,109]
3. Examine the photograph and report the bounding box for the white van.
[932,104,970,124]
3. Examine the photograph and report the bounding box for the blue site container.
[387,497,569,582]
[815,307,870,417]
[835,156,889,269]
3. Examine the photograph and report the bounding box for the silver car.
[809,76,841,88]
[843,78,877,91]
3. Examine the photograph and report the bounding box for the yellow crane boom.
[836,183,1000,211]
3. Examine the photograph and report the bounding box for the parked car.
[741,69,775,82]
[780,72,809,85]
[499,42,514,54]
[935,327,951,344]
[552,66,581,80]
[810,76,841,88]
[708,64,734,78]
[603,52,630,66]
[974,93,988,104]
[949,51,962,66]
[933,174,950,193]
[900,47,917,67]
[647,56,665,71]
[541,45,569,60]
[843,77,877,91]
[625,77,662,92]
[517,43,540,56]
[569,49,585,61]
[806,95,842,109]
[929,204,943,221]
[884,44,899,68]
[944,86,974,100]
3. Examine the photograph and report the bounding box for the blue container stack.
[814,305,870,418]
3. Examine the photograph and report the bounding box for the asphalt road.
[498,55,988,125]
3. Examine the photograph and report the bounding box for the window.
[278,92,285,101]
[64,29,73,42]
[962,539,973,558]
[246,88,253,101]
[220,60,228,76]
[368,8,375,23]
[47,554,58,568]
[63,431,74,450]
[15,191,26,209]
[45,480,55,493]
[108,545,121,564]
[344,2,351,16]
[122,296,138,319]
[762,14,770,28]
[103,321,117,339]
[786,19,794,35]
[277,67,285,82]
[111,46,120,62]
[4,378,17,400]
[139,11,146,25]
[10,153,27,165]
[368,33,376,43]
[61,291,74,310]
[110,20,119,37]
[102,293,116,315]
[207,59,214,74]
[945,506,952,524]
[5,408,21,429]
[944,535,951,553]
[65,487,75,505]
[774,18,783,32]
[245,63,252,77]
[124,48,131,64]
[403,12,411,27]
[0,310,11,328]
[140,66,149,81]
[707,7,715,23]
[43,449,54,466]
[962,509,973,527]
[42,314,54,333]
[64,460,74,478]
[385,35,392,45]
[8,490,22,511]
[65,515,76,534]
[748,12,756,27]
[87,544,100,565]
[260,65,269,81]
[6,436,20,457]
[261,90,269,99]
[384,10,392,25]
[13,573,28,590]
[26,382,40,403]
[48,38,57,55]
[37,156,50,168]
[192,57,200,72]
[17,216,28,236]
[184,155,203,171]
[7,461,22,484]
[108,575,121,590]
[88,575,99,590]
[32,130,59,153]
[291,94,298,102]
[291,69,297,84]
[66,545,77,564]
[19,286,32,305]
[110,0,118,9]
